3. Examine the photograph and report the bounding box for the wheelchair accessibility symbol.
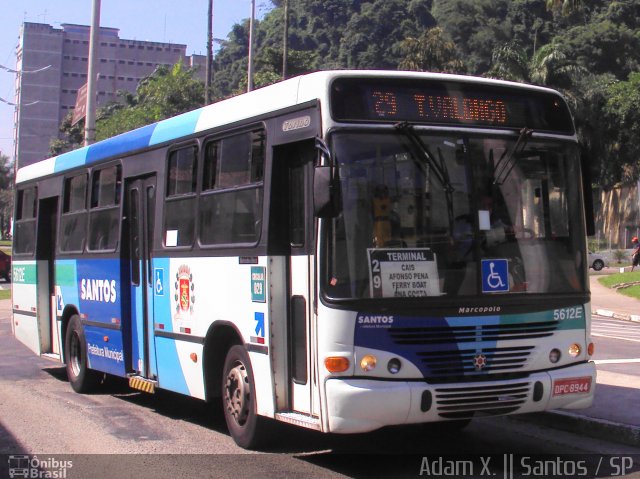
[481,259,509,293]
[154,268,164,296]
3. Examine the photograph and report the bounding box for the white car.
[588,251,608,271]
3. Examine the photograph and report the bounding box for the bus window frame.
[13,185,38,257]
[59,173,88,255]
[196,125,267,250]
[162,141,199,250]
[87,162,123,253]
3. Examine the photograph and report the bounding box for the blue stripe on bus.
[86,123,158,164]
[149,109,202,146]
[54,147,90,173]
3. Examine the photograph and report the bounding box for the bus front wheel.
[222,345,267,449]
[65,315,99,393]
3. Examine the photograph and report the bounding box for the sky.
[0,0,273,165]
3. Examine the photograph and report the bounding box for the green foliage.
[50,113,84,156]
[97,63,204,141]
[598,271,640,300]
[397,27,465,73]
[603,72,640,182]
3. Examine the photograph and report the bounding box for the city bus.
[11,70,596,449]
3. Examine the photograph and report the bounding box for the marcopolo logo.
[8,455,73,478]
[80,278,117,303]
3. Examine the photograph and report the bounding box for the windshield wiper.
[394,121,454,193]
[493,127,533,185]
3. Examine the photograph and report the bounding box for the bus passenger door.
[273,142,318,417]
[125,176,157,379]
[36,197,58,356]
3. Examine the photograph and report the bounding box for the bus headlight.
[387,358,402,374]
[360,354,377,372]
[568,343,581,357]
[549,349,561,363]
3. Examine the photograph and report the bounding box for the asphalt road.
[1,302,639,479]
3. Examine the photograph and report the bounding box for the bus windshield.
[325,130,586,300]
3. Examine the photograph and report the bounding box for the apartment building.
[14,22,205,168]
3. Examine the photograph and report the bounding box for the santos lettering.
[80,279,117,303]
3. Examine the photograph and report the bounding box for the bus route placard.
[367,248,440,298]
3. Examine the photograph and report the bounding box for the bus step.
[41,353,61,362]
[128,376,157,394]
[275,412,321,430]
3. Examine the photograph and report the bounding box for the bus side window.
[164,146,197,247]
[59,174,87,253]
[88,165,122,252]
[199,130,264,246]
[14,186,38,255]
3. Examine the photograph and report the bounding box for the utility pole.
[282,0,289,80]
[205,0,213,105]
[85,0,100,146]
[247,0,255,92]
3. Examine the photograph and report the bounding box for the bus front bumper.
[324,361,595,434]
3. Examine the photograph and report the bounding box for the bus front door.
[125,176,157,382]
[273,142,319,419]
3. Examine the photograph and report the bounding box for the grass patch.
[598,271,640,300]
[0,289,10,301]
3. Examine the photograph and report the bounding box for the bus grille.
[388,321,557,344]
[434,382,531,419]
[416,346,534,376]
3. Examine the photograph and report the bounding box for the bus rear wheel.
[65,315,100,393]
[222,345,267,449]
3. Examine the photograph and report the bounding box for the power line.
[0,64,51,75]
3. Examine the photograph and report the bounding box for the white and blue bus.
[12,70,596,448]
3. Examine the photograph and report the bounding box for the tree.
[486,42,529,82]
[50,113,84,156]
[339,0,436,69]
[432,0,511,75]
[97,62,204,141]
[398,27,466,73]
[603,72,640,184]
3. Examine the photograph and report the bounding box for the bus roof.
[16,70,565,185]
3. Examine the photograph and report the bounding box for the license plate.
[552,377,592,396]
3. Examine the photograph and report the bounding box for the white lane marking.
[593,358,640,364]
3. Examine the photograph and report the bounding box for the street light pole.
[247,0,255,92]
[205,0,213,105]
[85,0,101,146]
[282,0,289,80]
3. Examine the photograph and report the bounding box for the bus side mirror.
[314,166,341,218]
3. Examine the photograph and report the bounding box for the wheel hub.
[224,361,250,426]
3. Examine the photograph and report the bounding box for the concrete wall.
[594,183,640,249]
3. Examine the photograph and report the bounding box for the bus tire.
[222,345,267,449]
[65,315,99,393]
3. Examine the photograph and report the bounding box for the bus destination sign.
[369,89,507,125]
[331,77,574,133]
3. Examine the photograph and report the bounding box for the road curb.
[513,411,640,448]
[594,309,640,323]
